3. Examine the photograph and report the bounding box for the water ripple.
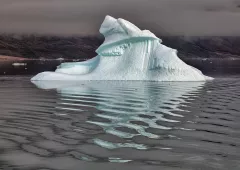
[0,78,239,169]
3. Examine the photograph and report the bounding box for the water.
[0,77,239,170]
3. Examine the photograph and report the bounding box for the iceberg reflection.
[33,81,204,150]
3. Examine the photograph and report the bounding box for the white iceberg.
[31,15,212,81]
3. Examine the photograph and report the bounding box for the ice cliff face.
[31,15,211,81]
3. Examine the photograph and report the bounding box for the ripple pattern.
[0,78,239,170]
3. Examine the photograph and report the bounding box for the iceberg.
[31,15,212,81]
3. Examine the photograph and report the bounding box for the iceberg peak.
[31,15,212,81]
[99,15,117,35]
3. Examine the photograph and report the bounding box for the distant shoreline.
[0,34,240,75]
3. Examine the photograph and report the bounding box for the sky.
[1,0,240,36]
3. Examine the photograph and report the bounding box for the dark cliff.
[0,34,240,60]
[161,36,240,59]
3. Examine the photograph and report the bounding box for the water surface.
[0,77,239,170]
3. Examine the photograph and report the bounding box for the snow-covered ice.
[31,15,212,81]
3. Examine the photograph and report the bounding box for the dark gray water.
[0,77,239,170]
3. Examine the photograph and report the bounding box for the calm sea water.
[0,76,239,170]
